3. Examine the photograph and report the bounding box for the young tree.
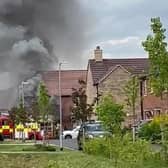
[142,17,168,96]
[96,94,125,134]
[9,101,29,141]
[71,80,93,123]
[29,101,41,142]
[30,101,40,123]
[37,82,50,143]
[17,102,29,126]
[13,101,29,141]
[124,76,139,142]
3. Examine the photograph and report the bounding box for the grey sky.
[0,0,167,109]
[82,0,168,60]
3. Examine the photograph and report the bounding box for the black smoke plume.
[0,0,89,109]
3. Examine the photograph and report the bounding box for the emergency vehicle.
[0,115,42,140]
[0,115,13,139]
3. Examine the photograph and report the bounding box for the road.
[49,139,78,150]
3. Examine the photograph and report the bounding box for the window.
[154,109,161,116]
[145,111,153,119]
[2,120,9,126]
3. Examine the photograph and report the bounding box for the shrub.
[84,138,110,158]
[96,94,125,134]
[35,144,56,151]
[84,134,154,167]
[138,120,161,142]
[23,144,56,151]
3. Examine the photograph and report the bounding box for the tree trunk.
[34,130,36,144]
[132,104,136,142]
[42,121,45,144]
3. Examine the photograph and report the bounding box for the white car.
[63,126,80,139]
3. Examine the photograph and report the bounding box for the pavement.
[49,138,78,150]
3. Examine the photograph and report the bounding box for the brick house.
[86,46,168,125]
[42,70,87,129]
[142,79,168,119]
[86,46,150,125]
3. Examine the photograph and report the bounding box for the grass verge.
[0,152,168,168]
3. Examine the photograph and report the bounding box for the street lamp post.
[21,81,29,108]
[58,63,63,151]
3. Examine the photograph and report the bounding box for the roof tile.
[89,58,149,84]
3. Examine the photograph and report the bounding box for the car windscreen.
[85,124,103,132]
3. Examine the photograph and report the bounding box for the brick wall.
[86,64,97,105]
[62,96,73,129]
[143,80,168,119]
[98,66,141,125]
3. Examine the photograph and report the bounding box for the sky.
[81,0,168,62]
[0,0,167,108]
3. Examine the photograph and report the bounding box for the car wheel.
[78,142,83,150]
[0,134,4,141]
[78,145,82,150]
[65,135,72,139]
[29,134,35,140]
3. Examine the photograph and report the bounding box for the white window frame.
[154,109,161,116]
[144,80,147,96]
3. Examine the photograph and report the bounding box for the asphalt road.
[49,138,78,150]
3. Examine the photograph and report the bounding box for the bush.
[138,120,161,142]
[84,134,155,167]
[35,144,56,151]
[23,144,56,151]
[84,138,110,158]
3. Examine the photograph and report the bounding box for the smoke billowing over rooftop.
[0,0,90,109]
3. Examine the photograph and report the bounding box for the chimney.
[94,46,103,62]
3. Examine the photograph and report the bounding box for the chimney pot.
[94,46,103,62]
[96,46,100,50]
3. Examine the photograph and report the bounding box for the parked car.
[77,121,107,150]
[63,125,80,139]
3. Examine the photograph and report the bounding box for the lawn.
[0,144,37,151]
[0,152,167,168]
[0,144,167,168]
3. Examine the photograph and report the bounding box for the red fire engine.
[0,115,42,141]
[0,115,13,139]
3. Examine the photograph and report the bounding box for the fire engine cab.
[0,115,13,140]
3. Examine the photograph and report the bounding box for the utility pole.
[59,63,63,151]
[21,81,29,108]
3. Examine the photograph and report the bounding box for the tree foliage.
[30,101,40,122]
[8,107,18,125]
[71,80,93,123]
[37,82,50,122]
[142,17,168,96]
[96,94,125,133]
[124,76,139,119]
[16,102,29,125]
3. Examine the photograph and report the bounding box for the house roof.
[89,58,149,84]
[42,70,87,96]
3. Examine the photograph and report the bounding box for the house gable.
[86,63,97,105]
[99,64,131,84]
[98,65,131,104]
